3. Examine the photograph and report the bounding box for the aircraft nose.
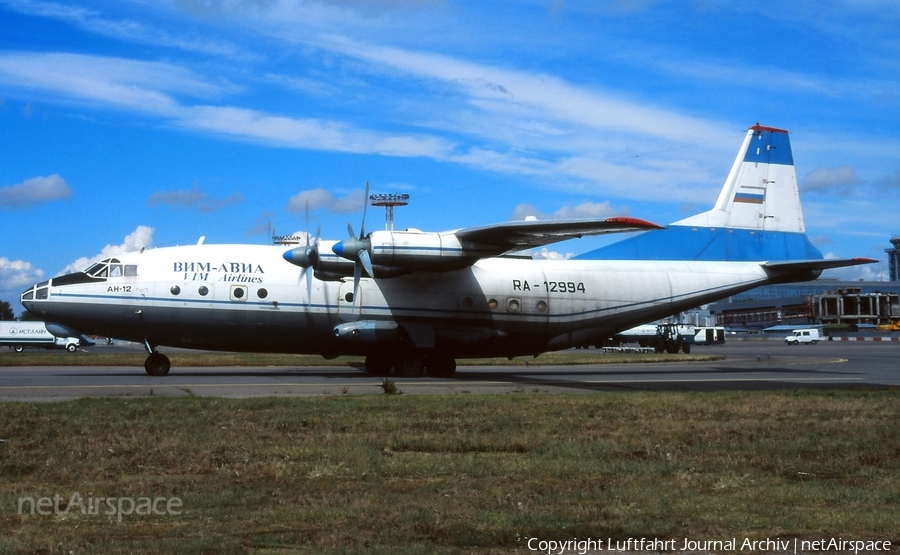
[21,280,49,303]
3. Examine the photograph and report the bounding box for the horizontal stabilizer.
[762,258,877,282]
[763,258,878,272]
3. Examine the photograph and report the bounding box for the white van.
[0,321,84,352]
[785,328,820,345]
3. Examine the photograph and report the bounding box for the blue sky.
[1,0,898,315]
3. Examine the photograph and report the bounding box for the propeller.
[282,201,321,304]
[332,182,373,304]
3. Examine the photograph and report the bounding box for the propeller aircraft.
[21,124,874,377]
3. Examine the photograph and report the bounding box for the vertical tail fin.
[674,124,805,232]
[576,124,823,262]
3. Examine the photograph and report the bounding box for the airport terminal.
[707,236,900,332]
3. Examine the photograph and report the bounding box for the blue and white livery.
[578,125,821,262]
[21,124,874,377]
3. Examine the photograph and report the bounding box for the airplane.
[21,124,874,378]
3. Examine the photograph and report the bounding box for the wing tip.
[606,217,665,230]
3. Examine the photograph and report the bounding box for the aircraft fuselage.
[23,243,778,361]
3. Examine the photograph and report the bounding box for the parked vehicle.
[785,328,820,345]
[0,321,85,352]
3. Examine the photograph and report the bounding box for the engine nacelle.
[354,230,487,274]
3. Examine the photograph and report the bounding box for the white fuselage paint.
[26,243,771,359]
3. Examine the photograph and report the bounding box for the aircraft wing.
[454,217,663,254]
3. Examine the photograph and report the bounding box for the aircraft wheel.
[14,345,24,353]
[394,354,424,378]
[426,355,456,378]
[144,353,171,376]
[365,353,393,376]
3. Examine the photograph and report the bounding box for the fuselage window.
[257,288,268,299]
[124,265,138,277]
[170,285,181,295]
[198,286,209,296]
[109,265,123,277]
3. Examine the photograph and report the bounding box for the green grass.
[1,391,898,554]
[0,349,719,367]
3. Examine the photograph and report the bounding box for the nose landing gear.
[142,339,171,376]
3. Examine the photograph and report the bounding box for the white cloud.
[531,248,574,260]
[0,174,72,208]
[511,200,623,221]
[184,105,452,157]
[318,36,731,144]
[876,169,900,192]
[801,165,865,195]
[0,51,228,115]
[0,257,44,291]
[286,188,366,214]
[3,0,246,58]
[62,226,155,274]
[0,47,737,202]
[148,183,245,212]
[821,258,888,282]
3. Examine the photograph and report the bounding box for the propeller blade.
[359,182,370,239]
[304,200,311,246]
[352,258,362,307]
[358,249,374,278]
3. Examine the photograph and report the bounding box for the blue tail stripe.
[574,226,823,262]
[743,129,794,166]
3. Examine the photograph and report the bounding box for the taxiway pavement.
[0,341,897,401]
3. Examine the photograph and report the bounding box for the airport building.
[888,236,900,282]
[708,237,900,331]
[709,281,900,330]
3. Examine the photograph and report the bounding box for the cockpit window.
[85,262,106,276]
[84,258,127,278]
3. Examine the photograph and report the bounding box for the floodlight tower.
[370,192,410,231]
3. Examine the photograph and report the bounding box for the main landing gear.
[364,352,457,378]
[142,339,171,376]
